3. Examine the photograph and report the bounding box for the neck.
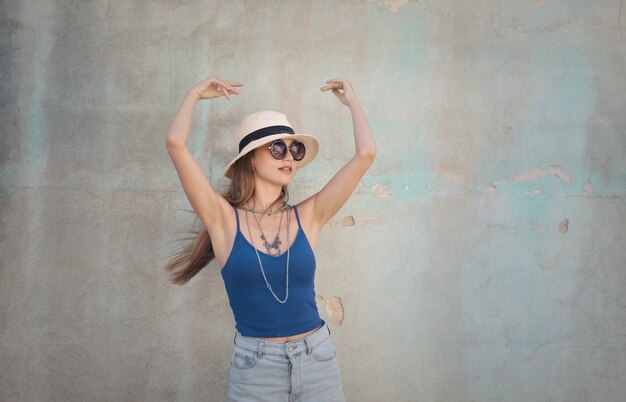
[246,182,285,213]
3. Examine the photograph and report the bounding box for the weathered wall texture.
[1,0,625,401]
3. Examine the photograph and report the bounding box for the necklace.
[239,203,290,215]
[251,209,284,256]
[244,208,290,304]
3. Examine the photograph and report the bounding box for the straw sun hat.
[224,110,320,178]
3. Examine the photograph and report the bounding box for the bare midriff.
[257,323,323,342]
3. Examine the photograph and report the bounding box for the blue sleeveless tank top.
[220,205,323,337]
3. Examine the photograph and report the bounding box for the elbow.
[165,136,186,151]
[357,146,377,163]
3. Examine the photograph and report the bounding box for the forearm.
[349,101,377,159]
[166,90,200,147]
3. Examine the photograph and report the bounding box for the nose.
[282,147,293,162]
[282,141,295,162]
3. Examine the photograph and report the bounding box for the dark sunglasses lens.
[270,141,287,159]
[291,142,306,161]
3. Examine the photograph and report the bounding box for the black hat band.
[238,125,295,152]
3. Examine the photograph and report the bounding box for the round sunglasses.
[267,140,306,161]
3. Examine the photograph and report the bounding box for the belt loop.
[256,341,264,359]
[304,337,312,355]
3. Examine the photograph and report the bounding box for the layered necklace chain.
[243,206,290,304]
[251,209,284,256]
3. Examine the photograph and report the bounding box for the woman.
[165,75,376,401]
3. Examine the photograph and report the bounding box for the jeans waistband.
[233,320,330,357]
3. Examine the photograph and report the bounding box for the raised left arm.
[306,79,377,230]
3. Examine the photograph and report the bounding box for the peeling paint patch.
[326,296,344,326]
[342,216,355,226]
[512,165,572,185]
[315,295,345,326]
[486,185,497,198]
[583,180,593,196]
[371,183,391,198]
[383,0,409,13]
[558,219,569,233]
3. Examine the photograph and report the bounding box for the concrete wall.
[1,0,625,401]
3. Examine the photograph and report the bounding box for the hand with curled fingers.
[190,76,243,101]
[320,78,359,108]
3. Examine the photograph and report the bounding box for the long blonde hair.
[165,152,288,285]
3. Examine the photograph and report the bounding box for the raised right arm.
[165,77,243,231]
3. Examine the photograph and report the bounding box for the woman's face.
[251,138,299,186]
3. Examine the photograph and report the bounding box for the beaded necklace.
[239,203,291,215]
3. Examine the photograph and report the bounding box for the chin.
[275,169,296,184]
[277,175,294,186]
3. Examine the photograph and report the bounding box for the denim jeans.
[227,321,346,402]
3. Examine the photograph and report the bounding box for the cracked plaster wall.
[1,0,625,401]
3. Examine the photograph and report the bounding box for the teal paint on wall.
[522,43,596,159]
[504,42,596,239]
